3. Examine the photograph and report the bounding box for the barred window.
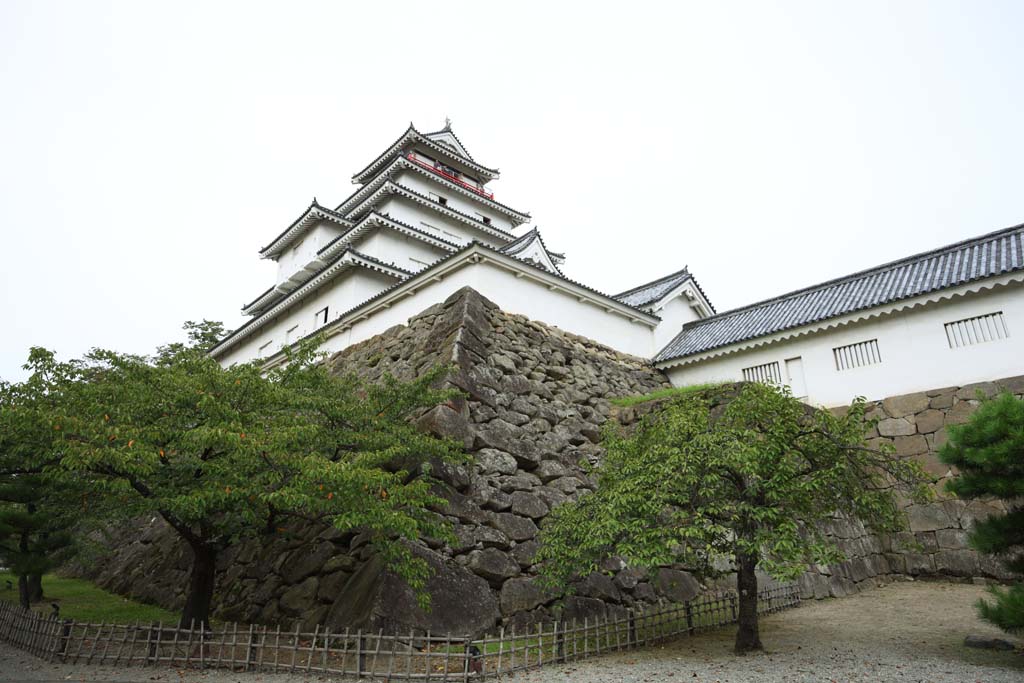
[833,339,882,371]
[945,311,1009,348]
[741,361,782,384]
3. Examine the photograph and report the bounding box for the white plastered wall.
[663,280,1024,407]
[274,220,347,285]
[216,259,656,367]
[218,268,398,366]
[393,170,513,232]
[650,291,708,352]
[349,227,449,273]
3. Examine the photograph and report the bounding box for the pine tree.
[940,391,1024,632]
[0,357,78,609]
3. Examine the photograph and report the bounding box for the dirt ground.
[1,580,1021,683]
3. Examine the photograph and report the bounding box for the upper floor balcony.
[405,152,495,200]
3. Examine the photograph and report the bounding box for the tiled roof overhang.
[345,180,520,243]
[243,212,461,316]
[212,242,659,360]
[351,125,500,185]
[614,267,716,313]
[654,223,1024,366]
[212,249,411,356]
[258,201,352,259]
[340,156,530,225]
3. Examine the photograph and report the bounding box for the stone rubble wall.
[78,288,677,635]
[74,288,1021,635]
[794,377,1023,600]
[615,378,1023,600]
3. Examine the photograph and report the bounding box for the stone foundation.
[74,288,1021,634]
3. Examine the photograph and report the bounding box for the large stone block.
[510,491,549,519]
[894,435,929,456]
[489,514,538,542]
[914,409,945,435]
[281,542,336,585]
[510,540,540,568]
[467,548,521,586]
[654,568,701,603]
[956,382,1000,400]
[279,577,319,616]
[904,553,935,575]
[561,596,607,622]
[327,547,499,636]
[935,528,969,550]
[475,449,518,476]
[934,550,979,577]
[878,417,916,437]
[499,577,553,616]
[578,572,621,603]
[417,405,475,449]
[906,503,953,532]
[946,400,978,425]
[882,393,930,418]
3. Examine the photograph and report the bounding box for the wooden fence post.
[146,621,159,665]
[56,619,72,662]
[356,629,364,678]
[685,600,694,635]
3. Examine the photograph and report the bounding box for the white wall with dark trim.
[662,280,1024,406]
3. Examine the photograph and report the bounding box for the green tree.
[940,391,1024,632]
[0,351,79,609]
[537,382,930,653]
[36,325,463,628]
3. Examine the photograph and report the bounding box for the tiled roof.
[499,228,565,274]
[615,268,693,307]
[212,241,660,358]
[654,223,1024,364]
[258,201,351,258]
[350,125,499,184]
[614,267,717,313]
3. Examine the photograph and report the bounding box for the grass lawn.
[610,382,727,407]
[0,571,178,624]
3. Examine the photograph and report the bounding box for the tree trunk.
[27,574,43,602]
[180,542,217,629]
[17,575,30,610]
[734,549,763,654]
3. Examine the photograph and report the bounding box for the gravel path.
[1,581,1021,683]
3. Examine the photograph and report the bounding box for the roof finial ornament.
[443,116,452,131]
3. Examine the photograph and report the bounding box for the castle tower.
[220,123,566,363]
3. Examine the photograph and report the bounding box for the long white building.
[211,124,1024,407]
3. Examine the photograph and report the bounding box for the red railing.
[405,152,495,199]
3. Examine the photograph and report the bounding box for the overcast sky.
[2,1,1022,381]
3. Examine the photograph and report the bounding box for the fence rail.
[0,583,799,679]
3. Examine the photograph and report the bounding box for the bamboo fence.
[0,582,799,679]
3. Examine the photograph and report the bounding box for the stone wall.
[79,288,678,635]
[75,288,1020,635]
[614,378,1022,600]
[793,377,1023,599]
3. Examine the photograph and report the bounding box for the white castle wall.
[373,196,498,248]
[274,220,347,285]
[351,227,448,273]
[393,170,513,232]
[216,259,658,367]
[220,268,398,365]
[650,293,706,352]
[663,279,1024,407]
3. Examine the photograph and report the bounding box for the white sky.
[2,1,1023,381]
